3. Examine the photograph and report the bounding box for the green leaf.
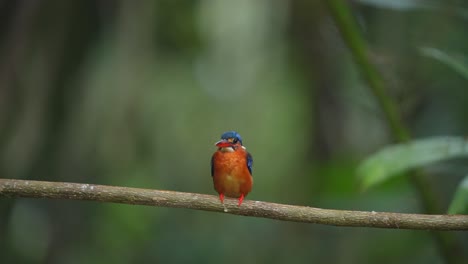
[357,0,431,11]
[357,1,468,20]
[448,176,468,214]
[419,47,468,81]
[358,136,468,189]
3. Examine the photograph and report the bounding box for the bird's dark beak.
[215,139,232,148]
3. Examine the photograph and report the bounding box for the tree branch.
[1,179,467,230]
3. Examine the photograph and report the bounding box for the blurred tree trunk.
[0,2,41,262]
[289,1,346,203]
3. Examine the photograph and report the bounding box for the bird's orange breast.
[212,149,253,198]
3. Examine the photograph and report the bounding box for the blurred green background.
[0,0,467,263]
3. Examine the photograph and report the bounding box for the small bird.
[211,131,253,206]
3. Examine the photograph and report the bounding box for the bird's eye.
[232,138,238,143]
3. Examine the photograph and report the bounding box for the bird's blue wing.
[211,155,214,177]
[246,152,253,175]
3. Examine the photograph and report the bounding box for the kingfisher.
[211,131,253,206]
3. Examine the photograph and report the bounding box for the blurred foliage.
[358,136,468,189]
[448,175,468,214]
[0,0,467,264]
[420,47,468,81]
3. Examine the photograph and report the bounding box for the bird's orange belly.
[214,173,252,198]
[212,153,253,198]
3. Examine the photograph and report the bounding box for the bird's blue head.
[215,131,243,147]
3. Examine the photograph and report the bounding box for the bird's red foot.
[237,194,245,207]
[219,193,225,204]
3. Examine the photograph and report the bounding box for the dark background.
[0,1,467,263]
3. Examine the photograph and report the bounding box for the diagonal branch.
[1,179,467,230]
[325,1,467,263]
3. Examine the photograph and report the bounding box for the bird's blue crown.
[220,131,243,145]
